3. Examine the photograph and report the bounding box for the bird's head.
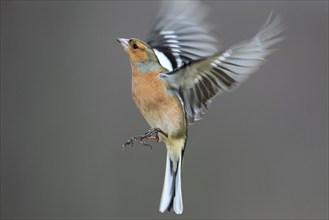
[117,38,164,73]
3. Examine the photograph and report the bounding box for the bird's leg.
[122,128,168,150]
[143,128,168,142]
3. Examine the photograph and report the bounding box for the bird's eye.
[132,43,138,49]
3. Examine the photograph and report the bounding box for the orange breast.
[131,70,185,137]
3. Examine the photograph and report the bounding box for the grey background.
[1,0,328,219]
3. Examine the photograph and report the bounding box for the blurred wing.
[147,0,219,71]
[159,13,285,124]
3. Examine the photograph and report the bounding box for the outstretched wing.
[147,0,219,71]
[159,13,285,124]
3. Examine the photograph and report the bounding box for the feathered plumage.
[118,0,284,215]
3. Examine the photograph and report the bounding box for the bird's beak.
[117,38,129,52]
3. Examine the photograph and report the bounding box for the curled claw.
[141,141,153,151]
[122,138,134,148]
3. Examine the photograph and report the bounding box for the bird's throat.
[133,61,164,74]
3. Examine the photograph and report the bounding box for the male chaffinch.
[117,1,284,215]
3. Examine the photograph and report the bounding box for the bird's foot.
[122,128,167,150]
[122,135,153,150]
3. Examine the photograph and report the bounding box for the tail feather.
[159,152,183,214]
[173,156,183,214]
[159,152,175,212]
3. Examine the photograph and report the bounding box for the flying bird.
[117,0,284,215]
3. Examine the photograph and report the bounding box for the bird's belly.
[132,73,185,137]
[143,102,181,134]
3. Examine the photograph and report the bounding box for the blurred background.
[1,1,328,219]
